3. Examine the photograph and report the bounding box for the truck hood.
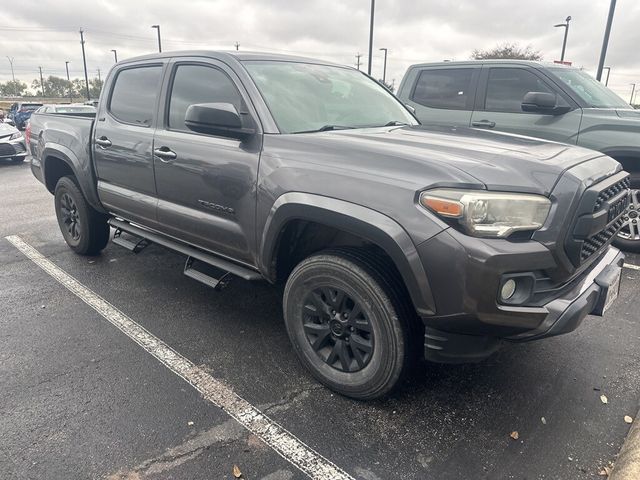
[273,125,605,195]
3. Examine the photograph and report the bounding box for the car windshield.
[550,68,630,108]
[244,61,417,133]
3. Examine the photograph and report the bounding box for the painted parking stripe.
[5,235,353,480]
[624,263,640,271]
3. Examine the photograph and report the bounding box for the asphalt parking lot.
[1,157,639,480]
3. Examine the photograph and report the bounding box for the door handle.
[95,136,112,148]
[153,147,177,162]
[471,120,496,129]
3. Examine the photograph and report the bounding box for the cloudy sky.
[1,0,638,101]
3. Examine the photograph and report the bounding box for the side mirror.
[184,103,255,139]
[521,92,571,115]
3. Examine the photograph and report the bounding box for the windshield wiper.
[293,125,356,134]
[383,120,410,127]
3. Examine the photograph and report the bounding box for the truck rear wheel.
[54,176,110,255]
[283,248,415,400]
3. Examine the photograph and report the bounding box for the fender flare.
[259,192,436,316]
[41,144,105,212]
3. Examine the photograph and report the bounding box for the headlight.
[419,189,551,238]
[9,131,23,140]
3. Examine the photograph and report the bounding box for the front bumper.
[0,138,27,159]
[418,228,625,363]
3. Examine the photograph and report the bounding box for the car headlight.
[419,189,551,238]
[9,131,23,140]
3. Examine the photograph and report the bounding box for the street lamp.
[367,0,375,75]
[111,49,118,62]
[65,61,72,101]
[603,66,611,86]
[6,56,16,96]
[379,48,388,83]
[554,15,572,62]
[151,25,162,53]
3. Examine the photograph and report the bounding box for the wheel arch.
[41,144,105,212]
[259,192,436,317]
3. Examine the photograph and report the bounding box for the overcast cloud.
[1,0,638,100]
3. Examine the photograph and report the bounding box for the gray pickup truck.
[29,51,627,399]
[397,60,640,251]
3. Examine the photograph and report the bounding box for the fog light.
[501,279,517,300]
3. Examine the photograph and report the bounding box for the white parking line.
[624,263,640,271]
[5,235,353,480]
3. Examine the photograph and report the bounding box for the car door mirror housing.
[184,103,255,139]
[521,92,571,116]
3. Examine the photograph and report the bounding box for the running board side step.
[108,218,263,282]
[183,257,231,290]
[112,228,152,253]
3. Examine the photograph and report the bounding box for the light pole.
[379,48,388,83]
[65,61,72,101]
[596,0,617,81]
[111,49,118,62]
[554,15,572,62]
[603,66,611,86]
[38,66,45,97]
[6,56,16,96]
[631,84,636,105]
[367,0,375,75]
[151,25,162,53]
[79,28,90,101]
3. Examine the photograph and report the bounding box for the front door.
[471,66,582,143]
[93,62,165,226]
[152,59,261,266]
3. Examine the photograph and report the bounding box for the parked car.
[0,121,27,164]
[29,51,627,399]
[397,60,640,251]
[8,102,43,130]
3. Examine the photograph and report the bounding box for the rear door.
[152,57,261,266]
[470,65,582,143]
[93,61,166,226]
[402,66,480,127]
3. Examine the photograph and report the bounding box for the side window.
[168,64,243,132]
[411,68,475,110]
[109,66,163,126]
[485,68,555,113]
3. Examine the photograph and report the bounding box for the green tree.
[89,77,103,99]
[471,43,542,61]
[0,80,28,96]
[31,75,76,97]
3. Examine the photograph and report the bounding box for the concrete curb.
[609,408,640,480]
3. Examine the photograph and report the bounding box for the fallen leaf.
[187,421,194,426]
[598,465,612,476]
[232,464,242,478]
[541,417,547,425]
[510,431,519,440]
[624,415,633,424]
[600,395,608,404]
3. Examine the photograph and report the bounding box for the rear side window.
[485,68,554,113]
[109,66,163,126]
[168,64,242,132]
[411,68,475,109]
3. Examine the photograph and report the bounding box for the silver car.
[0,121,27,164]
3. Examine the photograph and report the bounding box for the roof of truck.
[119,50,344,67]
[407,59,575,69]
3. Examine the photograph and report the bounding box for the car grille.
[565,172,630,266]
[0,143,17,157]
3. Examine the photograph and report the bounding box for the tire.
[54,176,110,255]
[283,248,417,400]
[613,187,640,253]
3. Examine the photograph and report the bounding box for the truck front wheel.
[614,188,640,253]
[54,176,110,255]
[283,248,415,400]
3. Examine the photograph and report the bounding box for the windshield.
[244,61,417,133]
[23,104,42,111]
[550,68,630,108]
